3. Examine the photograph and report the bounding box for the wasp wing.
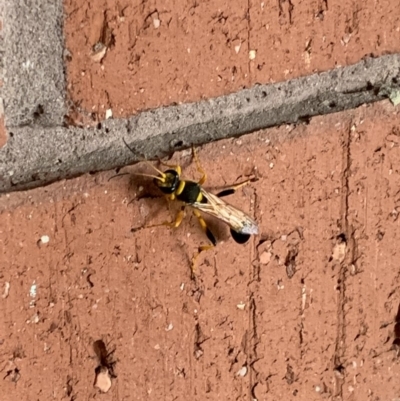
[192,188,258,235]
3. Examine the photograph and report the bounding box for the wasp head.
[154,169,180,194]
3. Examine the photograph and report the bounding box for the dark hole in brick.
[334,364,344,374]
[33,104,44,119]
[392,302,400,350]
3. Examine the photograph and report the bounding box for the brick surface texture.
[1,0,400,400]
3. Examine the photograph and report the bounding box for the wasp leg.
[191,209,217,273]
[192,146,207,185]
[146,206,186,229]
[216,179,254,198]
[157,159,182,175]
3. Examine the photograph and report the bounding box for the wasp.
[123,140,258,271]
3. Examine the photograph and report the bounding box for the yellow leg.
[191,209,216,273]
[192,146,207,185]
[147,207,185,229]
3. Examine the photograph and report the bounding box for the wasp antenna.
[122,138,140,156]
[123,138,166,179]
[108,172,130,182]
[143,161,166,178]
[132,172,165,182]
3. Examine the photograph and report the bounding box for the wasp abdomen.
[230,229,251,244]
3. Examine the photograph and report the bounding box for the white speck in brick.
[237,366,247,377]
[269,162,274,169]
[249,50,256,60]
[236,301,246,310]
[2,282,10,299]
[165,323,173,331]
[40,235,50,244]
[29,282,37,298]
[153,18,160,28]
[181,149,192,158]
[105,109,113,119]
[32,313,40,324]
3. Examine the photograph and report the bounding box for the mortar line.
[248,296,258,400]
[334,123,355,398]
[248,184,259,400]
[247,0,251,83]
[2,54,399,194]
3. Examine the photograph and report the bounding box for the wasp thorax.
[154,169,180,194]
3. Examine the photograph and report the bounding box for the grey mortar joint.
[2,0,66,127]
[1,55,400,193]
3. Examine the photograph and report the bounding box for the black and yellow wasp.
[123,140,258,270]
